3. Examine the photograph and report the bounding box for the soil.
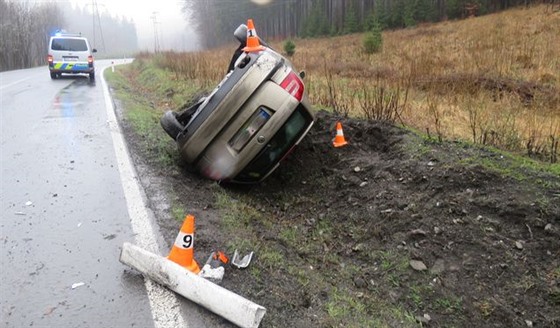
[116,100,560,327]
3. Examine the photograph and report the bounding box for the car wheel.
[160,111,185,140]
[89,72,95,80]
[50,72,57,79]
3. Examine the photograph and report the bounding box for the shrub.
[363,20,383,54]
[284,40,296,57]
[363,31,382,54]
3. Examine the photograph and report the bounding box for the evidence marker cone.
[242,19,265,53]
[168,214,200,274]
[333,121,348,148]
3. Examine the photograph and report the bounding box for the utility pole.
[88,0,105,52]
[92,0,96,47]
[151,11,160,53]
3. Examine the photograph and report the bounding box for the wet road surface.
[1,64,155,327]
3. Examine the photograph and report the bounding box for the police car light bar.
[53,30,81,37]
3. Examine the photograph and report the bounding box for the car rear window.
[51,38,88,51]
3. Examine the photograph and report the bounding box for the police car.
[47,32,96,80]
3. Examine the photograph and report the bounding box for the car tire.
[50,72,57,79]
[160,111,185,140]
[89,72,95,80]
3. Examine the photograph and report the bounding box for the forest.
[0,0,138,72]
[1,0,548,71]
[184,0,544,48]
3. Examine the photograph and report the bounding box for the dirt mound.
[121,105,560,327]
[239,110,559,327]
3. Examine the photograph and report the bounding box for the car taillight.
[47,55,53,64]
[88,56,94,66]
[280,71,304,102]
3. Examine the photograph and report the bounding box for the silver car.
[161,25,315,184]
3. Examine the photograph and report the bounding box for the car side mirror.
[92,49,97,53]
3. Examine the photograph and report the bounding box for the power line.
[151,11,160,53]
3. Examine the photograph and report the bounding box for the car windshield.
[51,38,88,51]
[234,105,313,182]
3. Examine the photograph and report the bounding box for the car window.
[51,38,88,51]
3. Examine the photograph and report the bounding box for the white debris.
[25,201,33,206]
[71,282,85,289]
[199,264,225,283]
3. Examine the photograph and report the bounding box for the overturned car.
[160,21,315,184]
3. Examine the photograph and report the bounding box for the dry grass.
[152,5,560,162]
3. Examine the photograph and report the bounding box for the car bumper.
[50,62,94,73]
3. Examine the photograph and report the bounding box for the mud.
[118,105,560,327]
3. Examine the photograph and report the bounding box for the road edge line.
[100,64,188,328]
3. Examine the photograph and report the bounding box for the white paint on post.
[120,243,267,328]
[101,64,188,328]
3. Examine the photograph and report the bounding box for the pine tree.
[363,17,383,54]
[343,0,360,34]
[404,0,417,27]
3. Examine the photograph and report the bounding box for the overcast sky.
[70,0,200,51]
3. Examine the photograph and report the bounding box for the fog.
[71,0,200,52]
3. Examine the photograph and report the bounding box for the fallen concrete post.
[120,242,266,328]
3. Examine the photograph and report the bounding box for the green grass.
[435,296,463,314]
[104,66,179,166]
[214,190,262,230]
[170,204,185,222]
[324,287,419,328]
[257,245,284,270]
[279,226,299,246]
[461,145,560,181]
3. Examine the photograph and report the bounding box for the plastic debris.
[25,201,33,206]
[231,250,254,269]
[71,282,85,289]
[199,264,225,283]
[199,251,229,283]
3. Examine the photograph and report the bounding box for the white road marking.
[101,65,188,328]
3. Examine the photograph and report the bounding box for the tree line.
[0,0,138,72]
[0,1,63,71]
[184,0,544,48]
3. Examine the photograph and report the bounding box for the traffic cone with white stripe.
[168,214,200,274]
[242,19,265,53]
[333,121,348,148]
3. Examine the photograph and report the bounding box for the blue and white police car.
[47,32,97,80]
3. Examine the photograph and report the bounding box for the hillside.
[105,5,560,327]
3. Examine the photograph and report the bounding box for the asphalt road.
[0,61,196,328]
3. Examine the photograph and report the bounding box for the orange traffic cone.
[333,122,348,148]
[168,214,200,273]
[242,19,265,53]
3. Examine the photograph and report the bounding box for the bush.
[363,20,383,54]
[283,40,296,57]
[363,31,382,54]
